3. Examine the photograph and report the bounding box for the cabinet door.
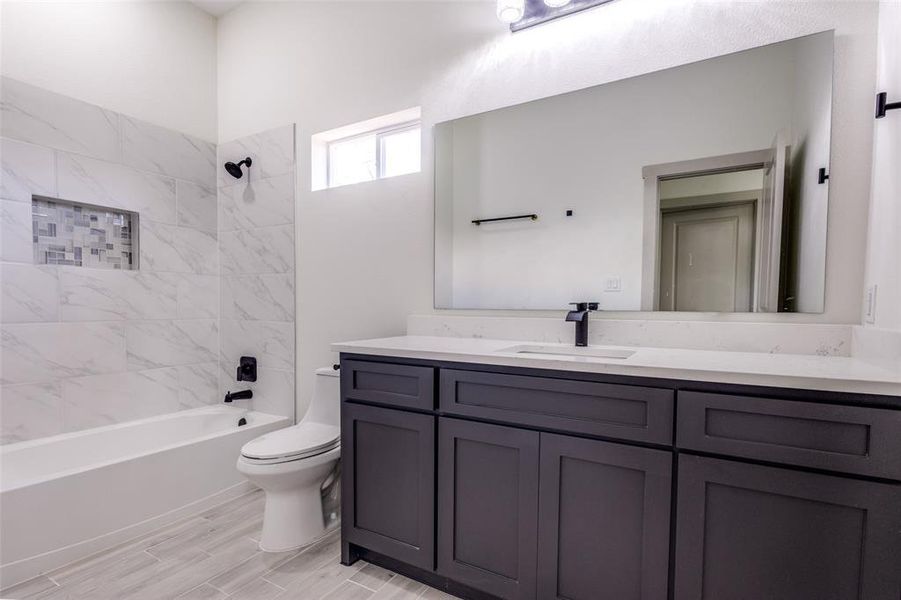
[674,455,901,600]
[341,402,435,570]
[537,434,672,600]
[438,418,539,600]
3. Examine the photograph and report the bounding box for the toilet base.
[236,446,341,554]
[259,485,329,552]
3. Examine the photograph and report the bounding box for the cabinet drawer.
[677,391,901,480]
[341,360,435,410]
[440,370,674,445]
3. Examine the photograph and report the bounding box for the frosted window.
[380,127,421,178]
[326,123,421,189]
[328,134,377,188]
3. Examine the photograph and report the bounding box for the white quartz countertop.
[332,336,901,398]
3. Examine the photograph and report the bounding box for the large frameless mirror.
[434,31,834,312]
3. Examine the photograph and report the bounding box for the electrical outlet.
[865,285,877,324]
[604,277,622,292]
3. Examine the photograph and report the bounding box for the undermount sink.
[498,344,637,360]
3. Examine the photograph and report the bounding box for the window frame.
[326,120,421,188]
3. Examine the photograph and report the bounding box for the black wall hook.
[875,92,901,119]
[818,168,829,185]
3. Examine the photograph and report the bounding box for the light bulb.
[497,0,525,24]
[544,0,572,6]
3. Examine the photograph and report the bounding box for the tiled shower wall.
[217,126,296,421]
[0,77,220,444]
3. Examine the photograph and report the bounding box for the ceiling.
[189,1,244,17]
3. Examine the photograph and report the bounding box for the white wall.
[216,0,879,417]
[863,0,901,331]
[0,1,218,142]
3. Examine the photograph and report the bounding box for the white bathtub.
[0,406,290,588]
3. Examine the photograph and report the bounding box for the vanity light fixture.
[497,0,525,24]
[506,0,615,32]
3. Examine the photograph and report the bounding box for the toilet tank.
[304,366,340,427]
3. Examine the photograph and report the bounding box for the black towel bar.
[472,214,538,226]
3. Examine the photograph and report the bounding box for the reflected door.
[659,203,755,311]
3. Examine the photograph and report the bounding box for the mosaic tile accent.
[32,197,138,269]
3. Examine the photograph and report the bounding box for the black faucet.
[565,302,599,347]
[224,389,253,403]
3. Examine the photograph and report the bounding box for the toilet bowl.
[237,367,340,552]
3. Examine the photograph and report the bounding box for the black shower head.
[224,157,252,179]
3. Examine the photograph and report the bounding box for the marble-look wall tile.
[0,80,222,442]
[216,125,296,422]
[220,319,295,372]
[177,362,219,409]
[61,372,129,432]
[56,152,176,224]
[140,221,218,274]
[220,274,294,321]
[217,125,294,187]
[176,274,219,320]
[1,198,34,263]
[1,264,59,323]
[219,173,295,232]
[0,381,64,444]
[219,224,294,275]
[120,115,216,187]
[0,77,120,162]
[1,137,55,202]
[126,319,218,371]
[0,322,126,385]
[59,269,178,321]
[61,369,179,431]
[128,368,181,416]
[218,364,294,420]
[176,180,217,233]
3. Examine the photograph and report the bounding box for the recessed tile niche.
[32,196,139,269]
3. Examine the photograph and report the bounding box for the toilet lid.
[241,422,340,461]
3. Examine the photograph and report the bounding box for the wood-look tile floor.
[1,490,458,600]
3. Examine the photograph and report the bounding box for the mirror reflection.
[434,31,834,312]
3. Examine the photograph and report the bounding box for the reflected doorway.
[658,192,758,312]
[656,168,764,312]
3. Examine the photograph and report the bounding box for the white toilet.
[237,367,341,552]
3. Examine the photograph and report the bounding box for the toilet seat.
[240,422,340,465]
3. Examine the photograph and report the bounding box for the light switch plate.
[605,277,622,292]
[865,285,877,324]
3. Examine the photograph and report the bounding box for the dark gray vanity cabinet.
[341,402,435,570]
[435,419,672,600]
[340,356,901,600]
[437,418,540,600]
[673,454,901,600]
[537,434,672,600]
